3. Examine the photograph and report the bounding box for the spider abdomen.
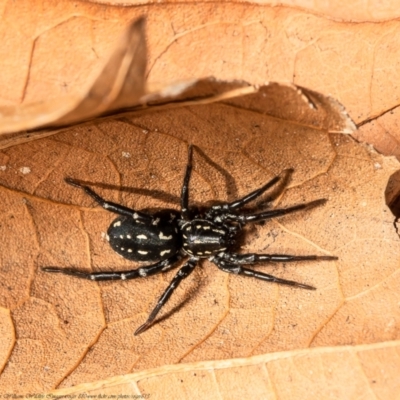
[107,213,181,262]
[181,219,230,258]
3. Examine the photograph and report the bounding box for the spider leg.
[134,257,198,335]
[209,174,281,214]
[65,178,152,222]
[220,253,338,264]
[227,198,326,224]
[42,254,183,281]
[212,258,315,290]
[181,145,193,220]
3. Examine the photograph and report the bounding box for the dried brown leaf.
[0,1,399,397]
[0,17,147,138]
[43,340,400,399]
[0,93,397,393]
[1,2,400,148]
[90,0,400,23]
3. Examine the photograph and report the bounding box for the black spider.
[43,146,337,335]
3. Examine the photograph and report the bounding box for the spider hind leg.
[65,178,152,222]
[42,254,183,281]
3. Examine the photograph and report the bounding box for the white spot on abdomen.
[159,232,172,240]
[113,221,121,227]
[160,249,171,256]
[137,234,148,240]
[138,250,148,255]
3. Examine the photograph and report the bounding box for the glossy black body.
[108,211,181,262]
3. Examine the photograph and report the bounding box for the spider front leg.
[65,178,152,222]
[180,145,193,221]
[205,174,282,220]
[135,257,198,335]
[220,253,338,264]
[42,254,183,281]
[221,198,327,224]
[212,256,316,290]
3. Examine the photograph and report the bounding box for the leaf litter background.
[0,1,400,398]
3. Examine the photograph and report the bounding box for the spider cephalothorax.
[43,146,337,335]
